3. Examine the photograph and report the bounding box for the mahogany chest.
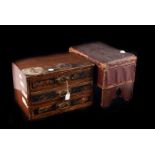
[12,53,94,120]
[69,42,137,107]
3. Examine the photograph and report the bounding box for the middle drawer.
[29,81,93,105]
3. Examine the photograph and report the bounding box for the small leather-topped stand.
[69,42,137,108]
[12,53,95,120]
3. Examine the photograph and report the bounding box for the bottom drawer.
[30,95,93,120]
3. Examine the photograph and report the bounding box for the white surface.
[65,92,70,100]
[48,68,54,72]
[22,96,28,108]
[120,50,126,54]
[0,0,155,24]
[20,80,25,88]
[21,90,27,99]
[19,73,23,79]
[0,130,155,155]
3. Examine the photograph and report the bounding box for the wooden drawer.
[28,67,93,92]
[30,93,93,120]
[29,81,93,105]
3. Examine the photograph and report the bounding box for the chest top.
[70,42,136,63]
[14,52,94,77]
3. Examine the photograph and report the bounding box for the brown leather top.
[70,42,136,63]
[14,52,94,70]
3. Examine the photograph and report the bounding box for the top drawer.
[28,67,94,92]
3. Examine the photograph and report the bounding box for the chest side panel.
[102,59,137,88]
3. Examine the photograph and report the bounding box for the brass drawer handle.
[81,97,88,103]
[59,90,67,97]
[71,73,79,80]
[56,76,70,84]
[57,101,70,109]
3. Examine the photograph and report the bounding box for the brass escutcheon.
[56,76,70,84]
[59,90,67,97]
